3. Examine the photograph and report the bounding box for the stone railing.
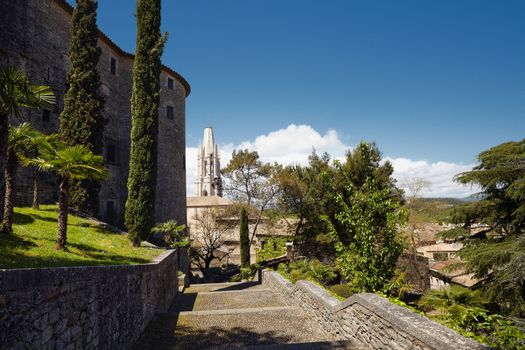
[262,270,487,350]
[0,249,179,350]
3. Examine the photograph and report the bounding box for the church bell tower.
[195,127,223,197]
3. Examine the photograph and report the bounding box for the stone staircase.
[134,282,365,350]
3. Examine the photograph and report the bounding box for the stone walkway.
[134,281,364,349]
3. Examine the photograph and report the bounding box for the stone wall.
[0,0,189,229]
[262,270,487,350]
[0,249,179,350]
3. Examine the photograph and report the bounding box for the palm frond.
[0,65,55,116]
[21,85,56,109]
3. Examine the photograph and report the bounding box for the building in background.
[187,127,293,269]
[195,127,223,197]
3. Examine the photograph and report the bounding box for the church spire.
[195,127,223,197]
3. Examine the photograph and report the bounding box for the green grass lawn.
[0,205,162,269]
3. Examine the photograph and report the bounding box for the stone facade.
[186,196,295,266]
[262,270,487,350]
[0,0,189,228]
[195,127,223,197]
[0,249,179,350]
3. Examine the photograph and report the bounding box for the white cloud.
[386,158,478,198]
[186,124,478,198]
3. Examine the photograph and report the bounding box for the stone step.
[171,289,284,312]
[185,281,263,293]
[216,340,368,350]
[135,306,336,350]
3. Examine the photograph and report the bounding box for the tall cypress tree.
[60,0,104,215]
[240,207,250,268]
[125,0,166,246]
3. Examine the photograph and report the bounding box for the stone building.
[0,0,190,228]
[187,128,293,266]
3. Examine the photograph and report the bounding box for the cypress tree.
[60,0,104,215]
[240,207,250,268]
[125,0,166,246]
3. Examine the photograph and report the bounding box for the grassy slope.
[0,205,162,269]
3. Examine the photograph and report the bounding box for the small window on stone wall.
[110,57,117,75]
[42,109,51,123]
[183,155,186,170]
[166,105,174,120]
[105,140,118,164]
[167,77,174,90]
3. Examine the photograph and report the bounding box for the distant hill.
[404,198,463,225]
[403,198,464,244]
[462,193,484,202]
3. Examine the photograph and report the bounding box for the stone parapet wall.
[261,270,486,350]
[0,249,178,350]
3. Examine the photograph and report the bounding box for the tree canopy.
[443,139,525,316]
[60,0,105,214]
[125,0,166,246]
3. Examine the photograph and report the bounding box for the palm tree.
[29,133,60,211]
[24,141,109,250]
[0,66,55,222]
[1,123,46,233]
[418,285,487,313]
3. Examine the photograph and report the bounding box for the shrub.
[329,284,353,299]
[151,221,189,248]
[277,259,336,285]
[231,263,260,282]
[256,236,288,262]
[442,307,525,350]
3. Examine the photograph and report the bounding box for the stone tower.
[196,127,223,197]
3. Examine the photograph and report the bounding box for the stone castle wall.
[0,249,179,350]
[262,270,487,350]
[0,0,188,228]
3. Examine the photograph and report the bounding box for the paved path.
[134,281,364,349]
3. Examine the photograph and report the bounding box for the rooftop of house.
[187,196,234,208]
[430,259,481,288]
[416,242,463,254]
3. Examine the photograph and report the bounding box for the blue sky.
[69,0,524,196]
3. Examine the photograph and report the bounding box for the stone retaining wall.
[262,270,486,350]
[0,249,179,350]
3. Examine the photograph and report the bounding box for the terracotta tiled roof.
[430,259,481,288]
[53,0,191,96]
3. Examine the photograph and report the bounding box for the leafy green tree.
[239,207,250,268]
[60,0,105,215]
[0,66,55,223]
[125,0,166,246]
[442,139,525,316]
[1,123,47,233]
[25,141,108,250]
[341,142,404,202]
[222,149,281,245]
[277,152,334,260]
[322,173,407,292]
[278,143,404,264]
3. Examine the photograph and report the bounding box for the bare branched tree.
[404,177,430,247]
[189,207,237,276]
